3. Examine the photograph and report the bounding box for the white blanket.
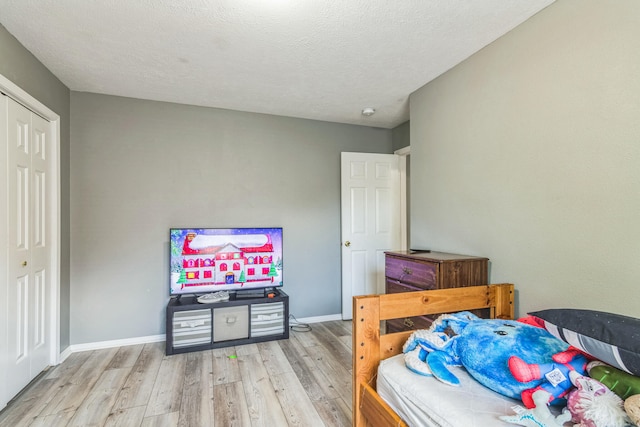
[377,354,521,427]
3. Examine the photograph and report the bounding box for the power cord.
[289,314,312,332]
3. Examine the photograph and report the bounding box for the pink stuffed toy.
[509,349,588,408]
[566,371,630,427]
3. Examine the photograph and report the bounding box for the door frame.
[340,151,407,319]
[395,146,410,251]
[0,74,61,369]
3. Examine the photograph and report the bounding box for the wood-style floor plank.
[308,323,352,367]
[112,342,165,411]
[279,336,340,402]
[0,320,354,427]
[44,351,93,381]
[322,320,353,350]
[269,371,324,427]
[30,410,75,427]
[306,343,353,405]
[212,381,251,427]
[177,351,214,427]
[211,347,242,385]
[313,397,352,427]
[103,406,147,427]
[238,352,289,426]
[0,378,62,427]
[257,340,294,377]
[67,368,132,427]
[41,347,120,417]
[141,411,179,427]
[144,353,187,418]
[107,345,145,370]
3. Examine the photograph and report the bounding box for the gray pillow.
[529,308,640,376]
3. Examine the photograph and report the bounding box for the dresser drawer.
[385,256,437,289]
[386,279,435,294]
[439,259,489,289]
[386,315,434,333]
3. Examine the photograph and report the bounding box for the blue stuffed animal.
[509,349,588,408]
[403,312,576,403]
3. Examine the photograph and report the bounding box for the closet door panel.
[4,97,51,402]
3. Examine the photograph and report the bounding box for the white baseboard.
[57,314,346,362]
[292,313,344,324]
[59,346,73,364]
[59,334,165,362]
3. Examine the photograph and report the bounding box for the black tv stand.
[166,289,289,355]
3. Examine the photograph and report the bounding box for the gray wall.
[392,120,410,152]
[70,92,392,344]
[0,24,72,350]
[392,121,411,245]
[409,0,640,318]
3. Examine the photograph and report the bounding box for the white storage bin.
[213,305,249,342]
[251,302,285,337]
[172,309,212,348]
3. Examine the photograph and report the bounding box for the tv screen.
[170,227,283,296]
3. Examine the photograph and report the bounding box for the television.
[170,227,283,297]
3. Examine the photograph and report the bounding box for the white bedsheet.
[377,354,520,427]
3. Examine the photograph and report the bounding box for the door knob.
[344,241,351,247]
[22,261,27,267]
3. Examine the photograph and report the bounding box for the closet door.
[4,95,52,400]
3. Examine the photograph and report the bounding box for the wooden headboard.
[352,283,514,427]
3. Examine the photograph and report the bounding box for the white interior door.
[341,152,401,320]
[4,95,52,402]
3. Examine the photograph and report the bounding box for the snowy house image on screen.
[170,228,283,294]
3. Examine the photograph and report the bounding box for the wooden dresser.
[384,250,489,332]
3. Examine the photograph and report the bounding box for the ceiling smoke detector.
[361,107,375,116]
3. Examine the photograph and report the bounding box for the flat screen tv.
[170,227,283,296]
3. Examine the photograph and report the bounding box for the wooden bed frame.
[352,283,515,427]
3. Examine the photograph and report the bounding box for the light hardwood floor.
[0,320,353,427]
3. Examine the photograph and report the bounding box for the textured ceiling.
[0,0,554,128]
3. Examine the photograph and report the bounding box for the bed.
[352,283,515,427]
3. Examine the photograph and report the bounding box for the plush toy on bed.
[403,311,583,405]
[509,349,589,408]
[565,370,631,427]
[499,389,572,427]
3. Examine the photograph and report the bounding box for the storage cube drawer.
[251,302,285,337]
[172,309,212,348]
[213,306,249,342]
[385,256,437,289]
